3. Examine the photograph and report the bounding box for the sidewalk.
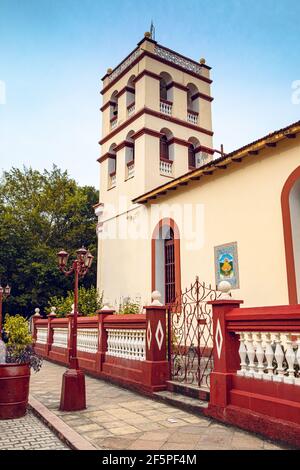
[0,410,69,450]
[29,361,289,450]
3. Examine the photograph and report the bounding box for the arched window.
[188,138,200,170]
[125,131,135,179]
[110,91,118,129]
[187,83,199,125]
[160,134,169,160]
[159,129,174,177]
[188,144,196,169]
[126,76,136,117]
[108,144,117,188]
[159,72,173,115]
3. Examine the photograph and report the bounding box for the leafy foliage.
[4,314,32,348]
[118,297,141,315]
[0,166,98,316]
[47,286,103,317]
[3,315,42,372]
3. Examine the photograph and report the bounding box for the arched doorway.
[152,219,181,305]
[282,166,300,304]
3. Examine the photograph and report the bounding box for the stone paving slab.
[29,361,292,450]
[0,410,69,450]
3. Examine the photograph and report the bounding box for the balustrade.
[77,328,98,353]
[187,111,198,125]
[160,100,172,116]
[52,327,68,349]
[126,161,135,179]
[106,328,146,361]
[36,327,47,345]
[236,331,300,385]
[109,172,116,188]
[110,117,118,130]
[127,103,135,117]
[160,159,173,177]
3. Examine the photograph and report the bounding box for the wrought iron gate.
[168,277,221,389]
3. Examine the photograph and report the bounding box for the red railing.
[207,300,300,447]
[33,306,169,394]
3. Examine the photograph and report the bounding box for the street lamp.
[0,283,11,340]
[57,246,94,411]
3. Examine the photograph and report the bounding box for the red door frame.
[281,166,300,304]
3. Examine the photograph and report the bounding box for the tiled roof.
[132,120,300,204]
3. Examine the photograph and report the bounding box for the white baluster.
[273,333,285,383]
[263,333,275,381]
[237,332,247,376]
[254,332,265,379]
[284,333,296,384]
[245,332,256,377]
[295,334,300,386]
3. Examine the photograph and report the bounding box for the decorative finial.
[151,290,162,306]
[34,308,41,317]
[144,31,151,38]
[49,306,57,317]
[101,298,111,311]
[200,58,206,65]
[150,20,156,40]
[218,281,232,299]
[107,68,112,74]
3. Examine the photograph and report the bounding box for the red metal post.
[69,263,79,369]
[60,261,86,412]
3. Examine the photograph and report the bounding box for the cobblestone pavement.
[30,361,290,450]
[0,410,69,450]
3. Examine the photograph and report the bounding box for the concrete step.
[166,380,210,401]
[153,390,208,416]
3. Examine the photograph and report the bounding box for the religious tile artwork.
[214,242,240,289]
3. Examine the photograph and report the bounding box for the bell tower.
[98,31,213,203]
[95,33,214,299]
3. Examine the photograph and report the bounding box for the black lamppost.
[57,246,93,411]
[0,283,11,339]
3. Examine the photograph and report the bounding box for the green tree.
[0,166,99,317]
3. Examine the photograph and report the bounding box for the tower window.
[160,135,169,160]
[188,144,196,169]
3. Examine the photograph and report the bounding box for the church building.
[95,32,300,309]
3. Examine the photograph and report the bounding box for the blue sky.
[0,0,299,187]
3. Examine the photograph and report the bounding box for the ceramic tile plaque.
[214,242,240,289]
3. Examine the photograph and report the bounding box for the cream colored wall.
[98,138,300,309]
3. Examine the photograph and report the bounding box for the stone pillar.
[46,307,56,356]
[208,285,243,410]
[143,291,169,392]
[95,305,115,373]
[32,308,41,343]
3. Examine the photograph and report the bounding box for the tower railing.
[160,99,172,116]
[160,158,173,177]
[187,110,199,125]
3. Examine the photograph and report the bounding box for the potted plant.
[0,314,42,419]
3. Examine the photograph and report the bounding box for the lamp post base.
[59,368,86,411]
